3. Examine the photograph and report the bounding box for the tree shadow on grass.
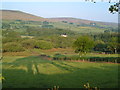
[3,56,78,73]
[2,56,119,88]
[50,61,73,72]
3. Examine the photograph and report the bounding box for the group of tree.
[2,29,76,52]
[73,32,120,55]
[2,28,119,55]
[25,27,75,36]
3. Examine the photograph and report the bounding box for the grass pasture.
[2,55,119,88]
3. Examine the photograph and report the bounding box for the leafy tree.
[94,40,108,52]
[73,36,94,56]
[107,37,119,54]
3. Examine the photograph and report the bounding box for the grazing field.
[2,55,119,88]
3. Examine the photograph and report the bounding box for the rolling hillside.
[49,17,117,27]
[0,10,117,27]
[0,10,47,21]
[48,17,94,24]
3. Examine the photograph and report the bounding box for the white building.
[61,34,68,37]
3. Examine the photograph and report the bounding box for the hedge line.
[53,54,120,63]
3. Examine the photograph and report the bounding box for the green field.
[2,55,119,88]
[1,10,119,89]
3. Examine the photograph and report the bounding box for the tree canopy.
[73,36,94,56]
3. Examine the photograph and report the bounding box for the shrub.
[53,54,67,60]
[21,39,53,50]
[34,40,53,50]
[3,42,25,52]
[21,39,36,49]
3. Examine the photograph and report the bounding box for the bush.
[3,42,25,52]
[2,37,22,44]
[21,39,36,49]
[34,40,53,50]
[21,39,53,50]
[53,54,67,60]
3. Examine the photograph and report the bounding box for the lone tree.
[73,36,94,56]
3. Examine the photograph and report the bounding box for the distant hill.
[49,17,117,27]
[0,10,48,21]
[0,10,117,27]
[48,17,94,24]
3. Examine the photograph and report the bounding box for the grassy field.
[1,10,119,89]
[2,55,119,88]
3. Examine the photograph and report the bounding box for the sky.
[1,1,118,23]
